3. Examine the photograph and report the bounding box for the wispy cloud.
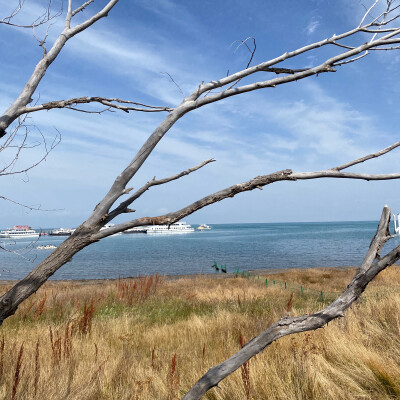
[305,17,320,35]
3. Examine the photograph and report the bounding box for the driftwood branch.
[182,206,400,400]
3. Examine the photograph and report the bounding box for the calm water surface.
[1,222,399,280]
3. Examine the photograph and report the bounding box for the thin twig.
[160,72,185,97]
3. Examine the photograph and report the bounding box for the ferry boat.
[146,221,194,234]
[197,224,211,230]
[49,228,75,236]
[0,225,39,239]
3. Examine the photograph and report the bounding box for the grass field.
[1,266,400,399]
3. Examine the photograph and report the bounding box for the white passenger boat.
[0,225,39,239]
[146,221,194,234]
[49,227,75,236]
[123,226,148,234]
[197,224,211,230]
[394,213,400,234]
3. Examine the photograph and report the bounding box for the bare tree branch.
[21,97,173,115]
[0,124,60,177]
[0,0,62,29]
[0,0,120,137]
[93,139,400,239]
[104,158,215,223]
[333,141,400,171]
[226,37,257,90]
[67,0,119,36]
[0,196,42,211]
[72,0,95,17]
[359,0,379,27]
[65,0,73,29]
[332,51,369,66]
[161,72,185,97]
[182,206,400,400]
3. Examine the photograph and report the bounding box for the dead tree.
[1,1,400,397]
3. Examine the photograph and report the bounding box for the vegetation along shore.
[0,266,399,399]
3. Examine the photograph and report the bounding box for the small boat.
[197,224,211,231]
[146,221,194,234]
[49,228,75,236]
[394,213,400,234]
[0,225,39,239]
[37,244,57,250]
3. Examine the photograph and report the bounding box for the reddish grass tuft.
[116,274,161,305]
[34,293,47,319]
[78,298,95,335]
[286,292,294,312]
[169,353,178,398]
[11,343,24,400]
[239,333,251,400]
[34,339,40,397]
[21,299,36,321]
[151,346,156,370]
[63,321,73,359]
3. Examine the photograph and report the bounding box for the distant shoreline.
[0,265,358,285]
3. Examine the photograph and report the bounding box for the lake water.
[1,221,400,280]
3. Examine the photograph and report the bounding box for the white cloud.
[305,18,320,35]
[219,80,381,171]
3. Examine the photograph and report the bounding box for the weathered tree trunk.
[0,227,96,323]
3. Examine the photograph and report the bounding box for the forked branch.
[105,158,215,222]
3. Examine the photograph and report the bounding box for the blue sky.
[1,0,400,228]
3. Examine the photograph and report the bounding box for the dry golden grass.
[0,267,400,399]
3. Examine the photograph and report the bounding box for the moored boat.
[197,224,211,230]
[123,227,148,234]
[49,228,75,236]
[146,221,194,234]
[0,225,39,239]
